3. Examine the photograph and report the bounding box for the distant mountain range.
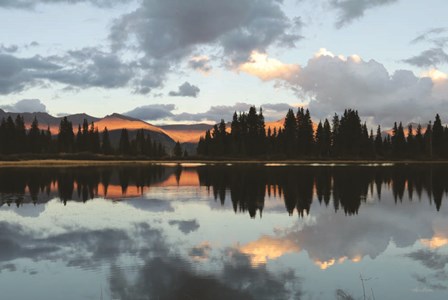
[0,109,215,152]
[0,109,288,153]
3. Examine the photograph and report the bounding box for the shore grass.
[2,158,448,167]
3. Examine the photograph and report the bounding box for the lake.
[0,163,447,300]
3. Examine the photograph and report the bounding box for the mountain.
[0,109,290,154]
[0,110,176,150]
[160,124,214,143]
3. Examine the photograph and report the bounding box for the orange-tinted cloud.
[239,235,300,266]
[238,51,300,81]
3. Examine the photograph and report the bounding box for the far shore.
[2,159,448,167]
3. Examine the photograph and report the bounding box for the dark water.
[0,163,447,300]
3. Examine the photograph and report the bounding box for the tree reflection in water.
[0,164,446,216]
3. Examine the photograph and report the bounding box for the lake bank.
[2,159,448,167]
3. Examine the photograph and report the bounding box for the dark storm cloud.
[168,82,200,98]
[124,104,176,121]
[403,48,448,67]
[330,0,398,28]
[0,99,47,113]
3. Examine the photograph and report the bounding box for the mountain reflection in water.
[0,164,447,300]
[0,164,445,216]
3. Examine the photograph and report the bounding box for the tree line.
[197,107,447,159]
[0,115,166,157]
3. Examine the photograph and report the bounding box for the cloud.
[0,44,18,53]
[406,249,448,270]
[0,0,301,95]
[189,242,212,260]
[123,104,176,121]
[175,102,293,122]
[46,48,134,89]
[168,219,200,234]
[238,51,300,81]
[189,56,212,73]
[404,48,448,67]
[330,0,398,28]
[123,102,294,123]
[411,27,448,46]
[406,27,448,68]
[276,48,448,126]
[0,99,47,113]
[0,54,60,94]
[169,82,200,98]
[0,0,132,9]
[0,49,135,94]
[109,0,300,92]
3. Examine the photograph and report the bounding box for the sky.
[0,0,447,126]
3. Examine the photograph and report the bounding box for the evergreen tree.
[415,124,424,157]
[315,121,324,157]
[322,119,332,157]
[407,124,415,157]
[14,115,26,153]
[101,127,112,155]
[89,122,100,153]
[391,122,406,157]
[57,117,74,153]
[331,114,340,156]
[337,110,362,157]
[283,109,297,156]
[375,125,383,156]
[173,141,182,158]
[432,114,444,157]
[118,128,131,155]
[297,108,314,156]
[28,117,41,153]
[424,122,433,158]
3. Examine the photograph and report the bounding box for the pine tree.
[118,128,131,155]
[283,109,297,156]
[14,115,26,153]
[57,117,74,153]
[173,141,182,158]
[28,117,41,153]
[322,119,331,157]
[415,124,424,157]
[392,122,406,157]
[432,114,444,157]
[101,127,112,155]
[375,125,383,157]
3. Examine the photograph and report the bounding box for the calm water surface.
[0,164,447,300]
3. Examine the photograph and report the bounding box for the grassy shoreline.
[2,158,448,167]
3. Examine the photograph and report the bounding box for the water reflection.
[0,164,448,299]
[1,164,446,215]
